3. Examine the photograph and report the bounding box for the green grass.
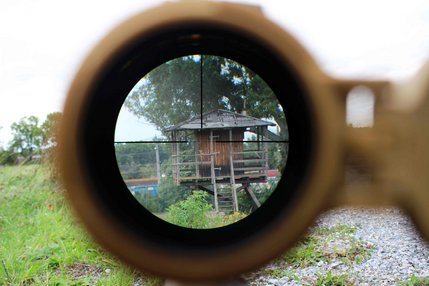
[0,165,163,285]
[401,274,429,286]
[0,165,380,285]
[316,271,352,286]
[282,224,374,268]
[250,224,374,285]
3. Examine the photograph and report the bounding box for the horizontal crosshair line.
[114,140,188,144]
[215,140,289,143]
[115,140,289,144]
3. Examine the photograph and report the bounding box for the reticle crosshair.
[114,55,289,227]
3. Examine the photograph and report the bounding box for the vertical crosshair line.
[200,54,203,128]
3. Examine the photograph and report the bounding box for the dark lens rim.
[78,23,315,254]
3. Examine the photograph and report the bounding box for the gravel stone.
[249,207,429,285]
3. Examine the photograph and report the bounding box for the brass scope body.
[59,1,429,282]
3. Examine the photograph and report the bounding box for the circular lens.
[76,23,313,252]
[114,55,289,228]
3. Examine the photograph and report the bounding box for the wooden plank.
[178,175,232,180]
[172,154,192,158]
[172,131,179,185]
[173,161,211,166]
[231,150,266,155]
[173,153,213,157]
[234,174,265,178]
[210,130,219,212]
[195,136,200,178]
[125,178,158,183]
[229,128,238,212]
[233,167,269,171]
[245,185,261,208]
[233,159,268,163]
[179,176,211,180]
[264,126,269,179]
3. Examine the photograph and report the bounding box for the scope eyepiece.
[59,1,429,282]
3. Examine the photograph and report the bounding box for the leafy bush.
[221,212,248,226]
[208,211,248,228]
[156,159,191,211]
[0,148,17,165]
[165,191,213,228]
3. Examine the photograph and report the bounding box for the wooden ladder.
[217,187,235,214]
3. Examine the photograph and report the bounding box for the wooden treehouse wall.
[196,128,244,177]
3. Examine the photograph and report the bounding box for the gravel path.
[249,208,429,285]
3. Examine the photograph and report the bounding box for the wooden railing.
[172,153,213,184]
[172,150,269,184]
[230,150,268,178]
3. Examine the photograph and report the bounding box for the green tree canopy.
[124,55,287,139]
[7,112,62,163]
[9,116,43,160]
[41,112,62,147]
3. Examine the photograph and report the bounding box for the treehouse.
[165,109,276,212]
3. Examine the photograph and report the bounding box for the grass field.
[0,165,162,286]
[1,165,427,286]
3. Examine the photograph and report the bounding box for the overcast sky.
[1,0,429,145]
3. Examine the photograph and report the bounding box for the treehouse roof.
[165,109,275,131]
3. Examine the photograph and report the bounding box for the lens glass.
[114,55,288,228]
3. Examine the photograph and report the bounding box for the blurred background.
[1,0,429,146]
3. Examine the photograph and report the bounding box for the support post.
[195,134,200,179]
[245,185,261,208]
[229,129,239,212]
[263,126,269,178]
[257,126,260,152]
[172,131,179,185]
[155,144,161,185]
[210,130,219,212]
[176,132,181,185]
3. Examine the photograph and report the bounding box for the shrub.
[165,191,213,228]
[222,212,247,225]
[0,148,17,165]
[208,211,248,228]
